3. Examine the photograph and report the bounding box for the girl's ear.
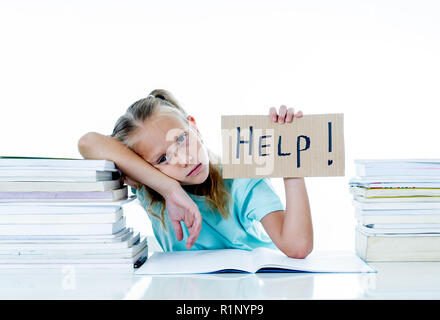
[187,115,197,129]
[187,115,196,124]
[187,115,201,135]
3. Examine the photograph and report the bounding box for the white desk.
[1,261,440,300]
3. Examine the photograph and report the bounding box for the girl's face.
[130,108,210,185]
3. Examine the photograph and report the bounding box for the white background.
[1,0,439,251]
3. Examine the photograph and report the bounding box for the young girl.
[78,89,313,258]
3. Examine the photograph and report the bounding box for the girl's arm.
[261,178,313,258]
[260,106,313,258]
[77,132,202,249]
[78,132,177,196]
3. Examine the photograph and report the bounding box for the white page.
[254,248,375,273]
[135,249,254,275]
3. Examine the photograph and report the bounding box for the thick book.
[0,168,119,182]
[353,199,440,210]
[0,156,118,171]
[0,217,126,236]
[0,227,132,242]
[349,177,440,187]
[358,223,440,235]
[0,236,147,256]
[355,208,440,225]
[350,185,440,198]
[0,195,136,207]
[0,230,139,248]
[0,186,128,202]
[0,241,148,270]
[355,159,440,177]
[0,209,124,224]
[0,204,122,215]
[134,247,375,275]
[353,195,440,203]
[0,179,122,192]
[355,228,440,261]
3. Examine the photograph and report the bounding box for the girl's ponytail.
[148,89,187,117]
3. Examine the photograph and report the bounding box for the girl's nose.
[174,151,193,167]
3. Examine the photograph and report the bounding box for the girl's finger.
[171,219,184,242]
[278,105,287,123]
[295,110,303,118]
[184,211,195,230]
[269,107,278,122]
[285,108,295,122]
[186,208,202,249]
[186,221,200,249]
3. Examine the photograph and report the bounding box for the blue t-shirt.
[132,177,284,252]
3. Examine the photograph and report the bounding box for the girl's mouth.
[187,163,202,177]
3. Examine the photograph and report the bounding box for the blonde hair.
[111,89,231,230]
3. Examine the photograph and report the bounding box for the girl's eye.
[177,132,187,144]
[157,133,187,165]
[157,155,168,164]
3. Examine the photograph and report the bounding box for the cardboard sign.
[220,113,345,178]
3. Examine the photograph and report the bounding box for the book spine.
[0,217,125,236]
[0,213,121,224]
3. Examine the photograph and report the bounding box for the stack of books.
[349,159,440,261]
[0,156,147,271]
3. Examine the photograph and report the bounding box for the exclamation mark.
[328,122,333,166]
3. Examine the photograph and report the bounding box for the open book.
[135,247,375,274]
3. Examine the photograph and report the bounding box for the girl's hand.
[123,172,201,249]
[163,183,202,250]
[269,105,303,123]
[269,105,304,182]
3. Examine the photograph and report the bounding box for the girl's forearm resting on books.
[262,178,313,259]
[77,132,179,198]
